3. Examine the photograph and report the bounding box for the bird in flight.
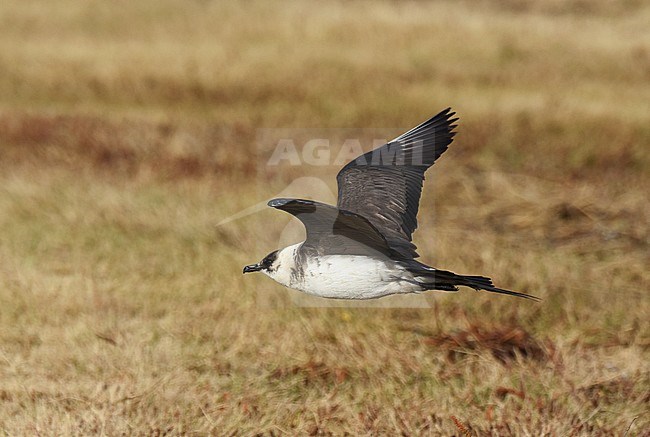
[243,108,538,301]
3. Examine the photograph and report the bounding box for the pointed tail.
[457,274,540,301]
[408,264,540,301]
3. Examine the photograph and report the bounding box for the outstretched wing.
[268,198,393,257]
[336,108,458,258]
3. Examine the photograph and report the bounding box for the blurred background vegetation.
[0,0,648,434]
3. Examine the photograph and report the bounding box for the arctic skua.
[243,108,539,301]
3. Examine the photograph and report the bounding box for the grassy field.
[1,0,649,435]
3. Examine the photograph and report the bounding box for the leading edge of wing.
[267,198,395,257]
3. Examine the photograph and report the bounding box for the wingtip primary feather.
[391,107,459,144]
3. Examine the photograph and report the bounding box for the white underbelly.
[288,255,420,299]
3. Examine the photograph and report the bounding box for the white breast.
[264,244,421,299]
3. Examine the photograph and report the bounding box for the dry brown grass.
[0,0,649,435]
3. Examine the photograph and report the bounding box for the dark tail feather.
[410,266,540,301]
[465,279,540,301]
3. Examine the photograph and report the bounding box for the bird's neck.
[264,242,303,287]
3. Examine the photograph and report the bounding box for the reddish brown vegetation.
[425,324,551,365]
[0,113,258,179]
